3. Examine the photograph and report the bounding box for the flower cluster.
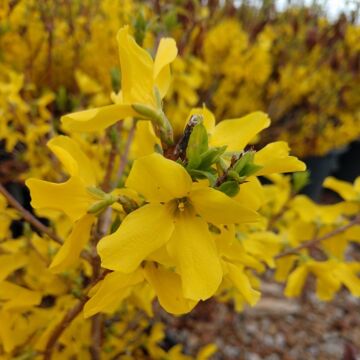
[0,2,359,359]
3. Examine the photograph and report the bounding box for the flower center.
[167,197,193,217]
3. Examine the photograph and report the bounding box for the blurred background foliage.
[0,0,359,191]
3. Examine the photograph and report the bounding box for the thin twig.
[0,183,63,245]
[43,269,110,360]
[114,120,136,187]
[102,123,123,192]
[43,296,87,360]
[90,314,103,360]
[276,215,360,259]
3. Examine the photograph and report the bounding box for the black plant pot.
[333,141,360,182]
[301,148,346,202]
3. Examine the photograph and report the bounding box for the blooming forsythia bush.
[0,9,360,360]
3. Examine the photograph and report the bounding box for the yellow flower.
[324,176,360,202]
[98,153,259,301]
[62,26,177,133]
[285,260,360,301]
[26,135,98,222]
[26,136,98,272]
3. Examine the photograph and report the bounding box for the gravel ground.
[157,281,360,360]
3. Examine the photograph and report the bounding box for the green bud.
[227,170,244,182]
[132,104,174,145]
[110,67,121,93]
[133,10,147,46]
[88,194,117,214]
[154,86,162,109]
[55,86,67,113]
[199,146,227,169]
[216,181,240,197]
[241,163,263,177]
[293,171,310,193]
[188,169,217,186]
[86,186,107,200]
[233,151,255,174]
[132,103,160,120]
[186,122,208,169]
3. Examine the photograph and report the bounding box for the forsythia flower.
[97,153,258,301]
[26,136,98,272]
[62,26,177,134]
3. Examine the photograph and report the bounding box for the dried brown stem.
[276,215,360,259]
[0,183,63,245]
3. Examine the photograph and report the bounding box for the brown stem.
[0,183,63,245]
[43,270,110,360]
[101,123,123,193]
[267,193,296,230]
[90,314,104,360]
[114,120,136,187]
[43,296,88,360]
[276,215,360,259]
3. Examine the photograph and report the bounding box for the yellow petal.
[167,214,222,300]
[0,254,27,281]
[131,120,160,158]
[75,70,102,94]
[61,103,137,132]
[333,263,360,297]
[126,153,192,202]
[190,187,259,225]
[210,112,270,152]
[26,176,94,222]
[197,344,218,360]
[84,270,143,318]
[144,263,197,315]
[314,271,341,301]
[274,255,298,282]
[185,107,216,134]
[0,281,42,310]
[117,26,155,106]
[47,136,96,185]
[233,176,265,211]
[254,141,306,176]
[226,262,260,306]
[49,214,94,273]
[284,265,308,298]
[98,204,174,272]
[154,38,178,98]
[323,177,357,201]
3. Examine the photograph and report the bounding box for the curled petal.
[226,262,260,306]
[61,103,137,132]
[26,176,95,222]
[323,177,357,201]
[144,263,197,315]
[47,136,96,186]
[50,214,94,273]
[84,270,143,318]
[254,141,306,176]
[154,38,178,98]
